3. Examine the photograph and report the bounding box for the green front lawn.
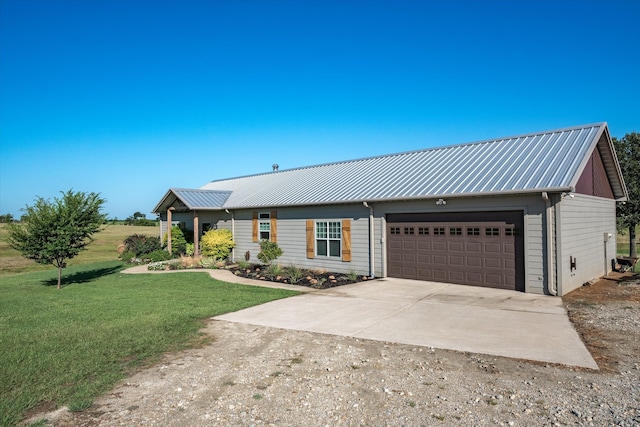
[0,261,298,426]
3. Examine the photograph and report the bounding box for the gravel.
[38,276,640,426]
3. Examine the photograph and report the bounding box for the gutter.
[363,202,375,278]
[542,192,557,296]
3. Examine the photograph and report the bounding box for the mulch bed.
[228,264,370,289]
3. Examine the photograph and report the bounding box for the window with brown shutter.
[252,211,258,242]
[270,211,277,242]
[342,219,351,262]
[306,220,315,258]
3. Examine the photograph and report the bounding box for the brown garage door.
[387,211,524,291]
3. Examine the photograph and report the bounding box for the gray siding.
[556,194,616,295]
[229,205,373,276]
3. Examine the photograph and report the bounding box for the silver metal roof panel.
[154,122,626,211]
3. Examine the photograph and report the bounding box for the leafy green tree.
[0,213,14,223]
[613,132,640,258]
[257,239,283,265]
[7,190,107,289]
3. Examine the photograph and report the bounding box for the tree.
[7,190,107,289]
[0,213,14,223]
[613,132,640,258]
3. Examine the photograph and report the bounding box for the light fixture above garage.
[436,198,447,205]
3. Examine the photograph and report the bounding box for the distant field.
[0,224,159,276]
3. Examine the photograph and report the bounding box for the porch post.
[193,210,199,257]
[167,207,174,254]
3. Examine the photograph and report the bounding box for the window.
[467,227,480,236]
[259,212,270,240]
[433,227,445,235]
[316,221,341,257]
[449,227,462,236]
[418,227,429,235]
[390,227,401,235]
[404,227,414,235]
[485,227,500,236]
[505,227,517,236]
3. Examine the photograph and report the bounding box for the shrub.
[144,250,172,263]
[198,257,219,269]
[163,226,187,255]
[200,229,235,260]
[147,262,167,271]
[186,243,195,257]
[265,263,284,279]
[285,264,303,284]
[123,234,161,257]
[257,240,283,265]
[119,250,136,263]
[236,259,250,269]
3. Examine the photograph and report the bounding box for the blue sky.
[1,0,638,220]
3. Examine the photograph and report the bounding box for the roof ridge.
[206,122,607,185]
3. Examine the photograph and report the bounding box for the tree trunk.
[631,225,638,259]
[58,266,62,289]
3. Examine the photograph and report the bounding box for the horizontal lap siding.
[232,205,373,276]
[557,195,616,295]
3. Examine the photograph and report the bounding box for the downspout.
[226,209,235,262]
[542,192,557,296]
[363,202,375,278]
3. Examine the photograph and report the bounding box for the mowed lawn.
[0,225,299,426]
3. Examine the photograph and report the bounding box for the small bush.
[198,257,219,269]
[236,259,250,269]
[285,265,303,284]
[119,250,137,263]
[147,262,168,271]
[200,229,235,260]
[257,240,283,265]
[144,250,172,263]
[265,263,284,279]
[123,234,161,257]
[163,226,188,255]
[186,243,195,257]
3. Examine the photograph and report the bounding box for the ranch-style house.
[153,122,628,296]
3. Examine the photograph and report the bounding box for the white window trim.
[315,220,342,258]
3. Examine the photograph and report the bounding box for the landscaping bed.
[228,263,370,289]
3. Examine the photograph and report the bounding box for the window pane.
[316,222,327,238]
[328,222,341,239]
[259,222,270,231]
[259,212,270,219]
[329,240,341,257]
[260,231,270,240]
[317,240,327,256]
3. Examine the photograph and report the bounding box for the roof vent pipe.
[272,164,279,171]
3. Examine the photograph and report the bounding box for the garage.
[387,211,525,291]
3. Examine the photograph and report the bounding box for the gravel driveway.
[36,274,640,426]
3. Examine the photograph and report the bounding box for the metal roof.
[154,189,231,212]
[153,122,627,212]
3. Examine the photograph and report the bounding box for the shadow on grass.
[41,265,125,287]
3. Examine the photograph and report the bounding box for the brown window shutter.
[252,211,258,242]
[342,219,352,262]
[306,220,315,258]
[270,211,277,242]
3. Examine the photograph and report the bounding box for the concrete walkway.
[124,266,598,369]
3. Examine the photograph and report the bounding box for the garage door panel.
[449,255,464,266]
[484,258,502,269]
[448,242,464,251]
[484,243,502,253]
[466,242,482,252]
[432,241,447,251]
[387,212,524,291]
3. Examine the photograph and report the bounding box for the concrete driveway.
[215,277,598,369]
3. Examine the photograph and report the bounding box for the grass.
[0,224,159,276]
[0,261,298,426]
